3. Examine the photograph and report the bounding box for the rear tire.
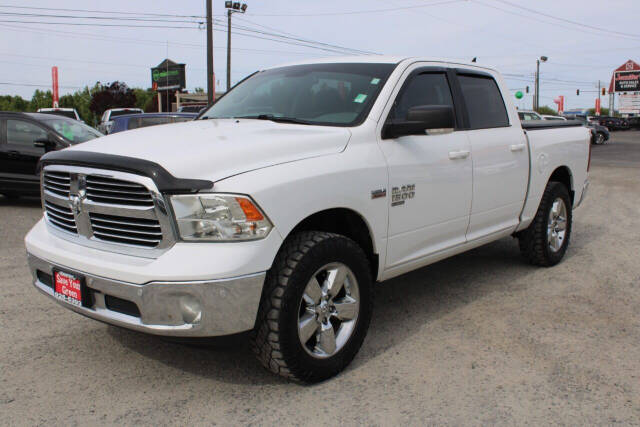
[251,231,373,383]
[518,181,572,267]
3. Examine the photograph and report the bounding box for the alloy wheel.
[547,197,568,252]
[297,262,360,358]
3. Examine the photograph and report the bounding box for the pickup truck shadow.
[108,231,600,385]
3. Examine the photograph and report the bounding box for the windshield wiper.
[236,114,312,125]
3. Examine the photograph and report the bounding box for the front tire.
[595,132,606,145]
[251,231,373,383]
[518,181,572,266]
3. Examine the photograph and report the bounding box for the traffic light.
[576,89,580,96]
[602,87,606,96]
[525,86,529,93]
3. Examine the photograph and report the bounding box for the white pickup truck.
[25,57,590,382]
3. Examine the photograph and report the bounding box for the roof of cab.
[260,55,498,73]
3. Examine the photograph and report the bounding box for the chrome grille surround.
[41,165,176,258]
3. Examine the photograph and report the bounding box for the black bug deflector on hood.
[38,150,214,193]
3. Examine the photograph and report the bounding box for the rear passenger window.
[458,75,509,129]
[390,73,454,121]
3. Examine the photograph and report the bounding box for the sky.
[1,0,639,111]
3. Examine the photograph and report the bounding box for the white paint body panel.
[26,56,590,290]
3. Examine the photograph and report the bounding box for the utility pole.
[206,0,214,105]
[224,2,247,92]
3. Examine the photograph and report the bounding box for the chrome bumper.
[27,253,266,337]
[575,179,589,209]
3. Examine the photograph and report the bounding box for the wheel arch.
[548,165,574,204]
[283,207,379,280]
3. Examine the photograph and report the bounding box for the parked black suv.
[0,112,102,198]
[595,116,629,131]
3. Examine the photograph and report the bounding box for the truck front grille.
[43,171,71,198]
[89,213,163,248]
[44,200,77,234]
[41,166,175,257]
[86,176,154,207]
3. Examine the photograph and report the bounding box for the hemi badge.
[371,189,386,199]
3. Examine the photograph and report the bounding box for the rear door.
[456,70,529,240]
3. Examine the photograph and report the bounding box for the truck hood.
[70,119,351,182]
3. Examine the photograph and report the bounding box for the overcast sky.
[1,0,639,111]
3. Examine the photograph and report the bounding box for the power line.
[0,11,203,24]
[0,81,81,89]
[473,0,640,42]
[246,0,466,16]
[492,0,640,40]
[0,23,317,56]
[0,4,210,19]
[0,19,199,29]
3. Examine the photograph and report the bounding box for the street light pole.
[206,0,214,105]
[224,2,247,92]
[535,59,540,110]
[534,56,548,111]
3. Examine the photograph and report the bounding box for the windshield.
[41,117,103,143]
[200,63,397,126]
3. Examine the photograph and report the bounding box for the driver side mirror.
[382,105,455,139]
[34,137,57,152]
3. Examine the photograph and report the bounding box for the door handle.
[448,150,470,160]
[7,150,20,159]
[510,143,526,152]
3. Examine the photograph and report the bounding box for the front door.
[379,68,473,270]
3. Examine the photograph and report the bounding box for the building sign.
[614,70,640,92]
[151,59,186,91]
[609,59,640,93]
[619,94,640,114]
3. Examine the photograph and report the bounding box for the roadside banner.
[553,95,564,114]
[595,98,601,116]
[51,66,59,108]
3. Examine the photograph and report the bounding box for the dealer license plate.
[54,270,83,307]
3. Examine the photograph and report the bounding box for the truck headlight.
[170,194,272,241]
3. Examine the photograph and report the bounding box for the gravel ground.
[1,132,639,425]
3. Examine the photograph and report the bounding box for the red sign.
[51,66,59,108]
[553,95,564,114]
[54,271,82,306]
[595,98,601,116]
[152,81,158,91]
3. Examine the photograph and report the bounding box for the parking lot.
[1,132,639,425]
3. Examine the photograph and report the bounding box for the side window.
[390,72,454,121]
[458,74,509,129]
[7,120,48,146]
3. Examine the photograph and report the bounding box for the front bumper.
[27,253,266,337]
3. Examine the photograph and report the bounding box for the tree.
[29,89,53,111]
[587,107,610,116]
[133,88,158,112]
[89,81,136,118]
[535,106,558,116]
[0,95,30,111]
